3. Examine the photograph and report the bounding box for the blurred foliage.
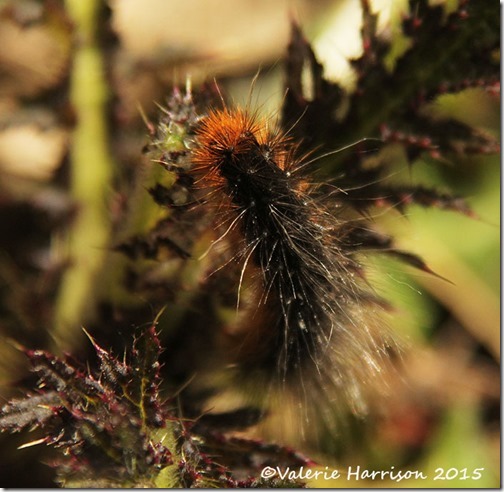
[0,0,499,488]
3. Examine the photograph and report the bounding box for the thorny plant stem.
[53,0,113,351]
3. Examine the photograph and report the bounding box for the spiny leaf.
[0,392,61,432]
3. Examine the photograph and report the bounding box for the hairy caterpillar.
[140,82,414,446]
[186,102,396,425]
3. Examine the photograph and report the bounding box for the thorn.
[18,437,48,449]
[137,103,155,136]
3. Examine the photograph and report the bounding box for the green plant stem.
[53,0,113,351]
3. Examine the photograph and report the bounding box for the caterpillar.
[142,84,404,445]
[188,103,395,423]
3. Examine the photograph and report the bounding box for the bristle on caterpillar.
[190,105,396,420]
